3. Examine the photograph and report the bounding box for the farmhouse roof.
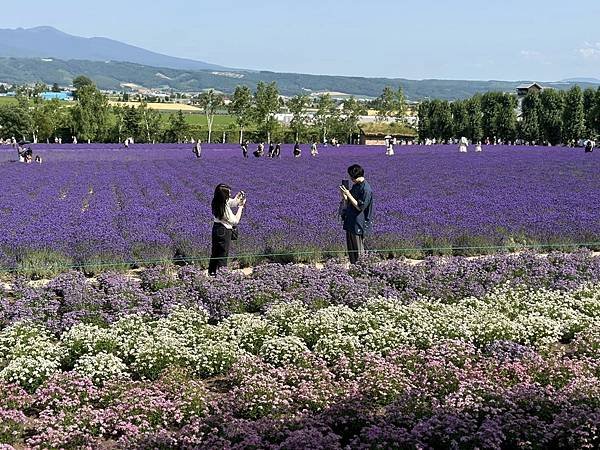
[517,82,543,90]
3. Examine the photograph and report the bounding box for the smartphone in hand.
[342,180,350,190]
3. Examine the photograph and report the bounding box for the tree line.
[418,86,599,145]
[0,76,412,144]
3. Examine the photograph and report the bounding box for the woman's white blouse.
[214,198,243,229]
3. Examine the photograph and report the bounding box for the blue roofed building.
[39,91,73,101]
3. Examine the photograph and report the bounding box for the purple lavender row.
[2,251,600,332]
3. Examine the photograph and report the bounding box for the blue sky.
[2,0,599,81]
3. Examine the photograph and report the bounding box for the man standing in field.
[339,164,373,264]
[193,141,202,158]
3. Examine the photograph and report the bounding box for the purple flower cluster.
[2,341,600,449]
[2,251,600,330]
[1,143,599,271]
[1,250,600,448]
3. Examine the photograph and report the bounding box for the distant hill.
[1,57,598,101]
[1,27,598,100]
[561,77,600,84]
[0,26,227,71]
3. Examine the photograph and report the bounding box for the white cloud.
[578,42,600,60]
[520,50,542,58]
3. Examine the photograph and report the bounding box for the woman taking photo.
[208,184,247,275]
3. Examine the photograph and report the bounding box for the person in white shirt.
[459,136,468,153]
[475,141,482,152]
[208,184,247,275]
[386,141,395,156]
[193,141,202,158]
[310,142,318,157]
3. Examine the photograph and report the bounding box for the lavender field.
[1,143,599,273]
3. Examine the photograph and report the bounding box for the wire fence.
[4,241,600,273]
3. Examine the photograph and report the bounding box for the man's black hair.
[348,164,364,180]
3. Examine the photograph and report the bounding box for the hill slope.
[0,57,597,101]
[0,26,227,71]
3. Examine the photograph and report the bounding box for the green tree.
[480,92,517,142]
[166,110,189,143]
[253,82,280,143]
[392,87,407,123]
[589,87,600,138]
[430,99,453,141]
[198,89,224,143]
[521,92,542,143]
[0,104,29,140]
[288,94,310,142]
[32,99,67,142]
[480,92,500,141]
[339,97,366,143]
[73,75,94,91]
[138,102,162,143]
[314,94,338,143]
[562,86,585,144]
[51,83,61,92]
[70,84,110,142]
[375,86,395,122]
[583,88,596,135]
[72,75,94,100]
[465,96,483,142]
[122,106,141,141]
[417,100,432,141]
[496,94,517,141]
[112,105,127,143]
[539,89,564,145]
[451,100,469,139]
[375,86,406,123]
[228,85,254,143]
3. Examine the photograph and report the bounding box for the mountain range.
[0,26,227,71]
[0,26,598,100]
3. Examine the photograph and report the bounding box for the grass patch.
[0,96,17,105]
[16,250,73,279]
[79,254,132,276]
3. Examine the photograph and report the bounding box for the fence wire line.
[3,241,600,272]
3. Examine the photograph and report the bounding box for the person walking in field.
[268,142,275,158]
[294,142,302,157]
[386,140,395,156]
[193,141,202,158]
[310,142,318,157]
[585,140,595,153]
[253,142,264,158]
[475,141,482,152]
[459,136,468,153]
[274,142,282,158]
[241,141,249,158]
[208,185,247,276]
[339,164,373,264]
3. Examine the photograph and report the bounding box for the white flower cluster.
[314,333,361,363]
[0,356,61,392]
[221,313,277,353]
[1,283,600,391]
[190,340,242,377]
[61,323,119,363]
[0,323,63,391]
[259,336,309,366]
[74,352,129,384]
